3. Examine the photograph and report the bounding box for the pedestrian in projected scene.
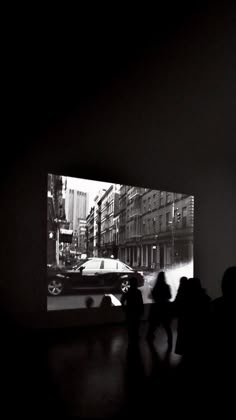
[85,296,94,309]
[146,271,173,352]
[121,277,144,346]
[100,295,113,308]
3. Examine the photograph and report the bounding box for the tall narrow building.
[65,188,89,233]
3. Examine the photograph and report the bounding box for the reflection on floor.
[47,293,123,311]
[47,320,182,417]
[2,317,233,417]
[47,275,153,311]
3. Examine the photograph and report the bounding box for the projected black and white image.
[47,174,194,311]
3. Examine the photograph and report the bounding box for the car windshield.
[72,259,89,269]
[123,263,133,271]
[47,264,63,271]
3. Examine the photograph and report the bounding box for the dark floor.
[47,321,181,418]
[1,318,234,417]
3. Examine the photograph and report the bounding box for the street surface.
[47,264,192,311]
[47,274,154,311]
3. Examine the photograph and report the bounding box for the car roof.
[85,258,121,261]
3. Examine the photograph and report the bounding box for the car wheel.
[48,279,64,296]
[121,279,130,293]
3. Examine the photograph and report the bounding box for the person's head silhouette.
[154,271,167,289]
[85,296,94,309]
[156,271,166,285]
[221,266,236,299]
[100,295,112,308]
[176,277,188,297]
[179,276,188,286]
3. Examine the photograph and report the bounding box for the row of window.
[125,209,188,235]
[92,193,191,224]
[95,208,188,240]
[100,231,114,245]
[101,203,114,216]
[126,195,185,213]
[143,209,186,225]
[125,207,187,222]
[67,189,87,197]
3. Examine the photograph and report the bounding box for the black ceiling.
[5,2,236,166]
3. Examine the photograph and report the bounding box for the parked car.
[47,264,69,297]
[71,258,91,270]
[47,258,144,296]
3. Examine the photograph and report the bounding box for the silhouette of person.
[207,266,236,406]
[121,277,144,346]
[85,296,94,309]
[210,266,236,355]
[175,277,211,357]
[174,276,189,355]
[219,266,236,303]
[100,294,113,308]
[146,271,173,351]
[174,276,188,315]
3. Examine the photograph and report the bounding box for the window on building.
[153,216,158,232]
[167,193,172,203]
[147,219,150,233]
[153,192,157,208]
[166,212,171,227]
[182,207,187,227]
[160,191,164,206]
[149,218,154,234]
[174,209,178,221]
[142,219,146,234]
[159,215,163,229]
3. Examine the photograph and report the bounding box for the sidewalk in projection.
[47,262,193,311]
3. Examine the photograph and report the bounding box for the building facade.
[85,183,194,271]
[65,187,88,257]
[77,219,87,254]
[93,189,107,257]
[118,187,194,270]
[118,185,144,264]
[86,206,95,257]
[47,174,66,264]
[65,188,88,233]
[99,185,120,258]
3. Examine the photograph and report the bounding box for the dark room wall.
[3,4,236,327]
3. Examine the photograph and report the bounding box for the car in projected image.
[47,258,144,296]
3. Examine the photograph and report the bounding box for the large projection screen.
[47,174,194,312]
